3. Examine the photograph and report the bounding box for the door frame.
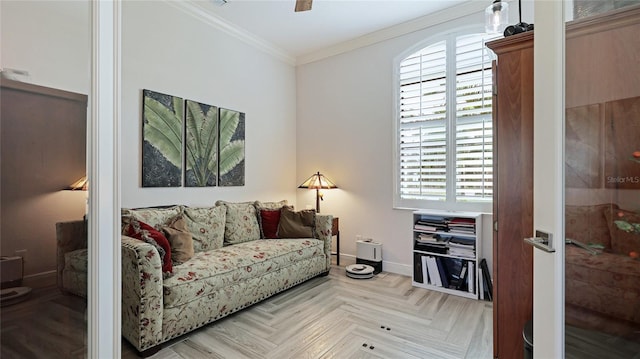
[89,0,121,356]
[532,1,565,358]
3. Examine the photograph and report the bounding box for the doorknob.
[524,230,555,253]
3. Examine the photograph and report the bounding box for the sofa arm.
[56,220,87,292]
[121,235,164,352]
[315,214,334,269]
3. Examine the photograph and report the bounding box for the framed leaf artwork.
[218,108,245,186]
[185,100,219,187]
[142,90,183,187]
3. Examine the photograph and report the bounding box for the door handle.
[524,230,555,253]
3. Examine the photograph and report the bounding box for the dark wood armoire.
[486,32,534,359]
[487,5,640,358]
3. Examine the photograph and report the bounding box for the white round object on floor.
[345,264,375,279]
[0,286,32,306]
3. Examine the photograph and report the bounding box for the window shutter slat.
[398,33,496,204]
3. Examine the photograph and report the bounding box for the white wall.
[120,1,298,208]
[1,0,90,276]
[0,1,90,94]
[296,11,494,275]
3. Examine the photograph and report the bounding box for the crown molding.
[164,0,296,66]
[296,1,488,65]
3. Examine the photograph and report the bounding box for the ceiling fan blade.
[295,0,312,12]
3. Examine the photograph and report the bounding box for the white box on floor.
[356,240,382,274]
[1,256,23,288]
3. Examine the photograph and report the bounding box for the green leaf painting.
[185,100,219,187]
[142,90,183,187]
[218,108,245,186]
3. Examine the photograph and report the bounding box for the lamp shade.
[298,172,337,190]
[67,176,88,191]
[485,0,509,34]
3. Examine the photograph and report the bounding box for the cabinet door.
[489,33,534,359]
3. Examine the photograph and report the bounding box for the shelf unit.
[411,210,483,300]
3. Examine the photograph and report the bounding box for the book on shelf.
[415,242,448,254]
[478,269,485,300]
[413,253,424,284]
[414,224,438,231]
[415,216,449,232]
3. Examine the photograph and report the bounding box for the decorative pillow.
[124,218,173,275]
[258,209,281,239]
[278,207,316,238]
[216,201,260,244]
[605,207,640,255]
[254,200,288,210]
[162,215,194,264]
[183,206,226,252]
[122,205,182,230]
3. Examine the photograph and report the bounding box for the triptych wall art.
[142,89,245,187]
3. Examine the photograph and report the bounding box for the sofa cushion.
[565,204,617,249]
[162,215,194,264]
[216,201,260,245]
[183,206,226,252]
[254,200,288,210]
[125,219,173,275]
[278,207,316,238]
[258,209,281,239]
[162,238,324,308]
[64,248,88,272]
[605,207,640,255]
[122,206,183,230]
[565,245,640,323]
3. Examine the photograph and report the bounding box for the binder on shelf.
[435,257,449,288]
[480,258,493,300]
[413,253,424,284]
[426,256,442,287]
[421,255,431,285]
[467,261,475,294]
[442,257,464,289]
[457,261,468,290]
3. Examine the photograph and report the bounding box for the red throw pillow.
[125,219,173,274]
[259,209,281,239]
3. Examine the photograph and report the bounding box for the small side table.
[331,217,340,265]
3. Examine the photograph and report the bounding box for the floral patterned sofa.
[57,200,332,355]
[565,203,640,328]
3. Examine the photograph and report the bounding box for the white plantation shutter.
[399,40,447,200]
[397,32,496,207]
[455,34,493,202]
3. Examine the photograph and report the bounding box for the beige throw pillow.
[278,207,316,238]
[162,215,194,264]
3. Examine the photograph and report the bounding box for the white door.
[532,1,565,358]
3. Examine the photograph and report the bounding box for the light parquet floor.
[4,259,639,358]
[127,260,494,359]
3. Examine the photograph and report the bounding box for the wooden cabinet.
[486,32,534,359]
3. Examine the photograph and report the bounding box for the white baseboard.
[338,253,412,277]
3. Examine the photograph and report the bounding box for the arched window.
[395,32,497,211]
